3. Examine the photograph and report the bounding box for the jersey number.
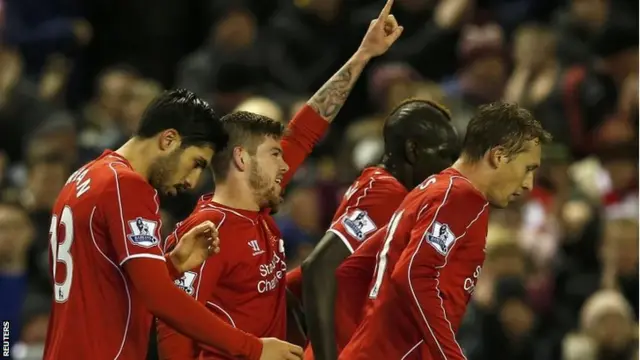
[49,206,74,303]
[369,177,436,299]
[369,209,404,299]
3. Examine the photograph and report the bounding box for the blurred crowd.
[0,0,638,359]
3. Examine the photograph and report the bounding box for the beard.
[148,148,184,195]
[249,162,282,211]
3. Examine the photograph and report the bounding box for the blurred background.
[0,0,637,359]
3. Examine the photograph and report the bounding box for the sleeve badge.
[425,221,456,255]
[342,209,377,241]
[127,217,159,248]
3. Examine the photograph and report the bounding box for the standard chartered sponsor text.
[257,253,287,293]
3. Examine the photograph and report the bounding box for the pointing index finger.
[378,0,394,20]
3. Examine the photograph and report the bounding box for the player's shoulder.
[183,203,227,226]
[89,155,152,194]
[415,169,485,204]
[167,203,231,251]
[191,196,257,233]
[57,153,152,205]
[361,167,405,191]
[345,167,406,200]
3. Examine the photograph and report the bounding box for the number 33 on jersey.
[49,206,75,302]
[46,151,166,360]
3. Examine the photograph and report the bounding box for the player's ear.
[159,129,180,152]
[232,146,248,172]
[488,146,507,168]
[404,140,418,165]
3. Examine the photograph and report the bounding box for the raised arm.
[300,3,405,358]
[280,0,404,187]
[307,0,403,124]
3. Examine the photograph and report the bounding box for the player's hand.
[356,0,404,59]
[169,221,220,273]
[259,337,303,360]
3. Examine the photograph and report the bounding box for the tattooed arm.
[307,0,404,124]
[301,3,404,360]
[307,52,371,123]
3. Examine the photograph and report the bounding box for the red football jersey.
[340,168,490,360]
[44,151,166,360]
[158,198,288,359]
[331,222,386,348]
[157,104,328,360]
[304,167,407,359]
[327,167,407,253]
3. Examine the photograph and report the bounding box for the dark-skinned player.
[294,98,460,360]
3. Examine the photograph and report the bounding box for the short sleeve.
[328,180,405,253]
[328,208,380,253]
[101,170,164,266]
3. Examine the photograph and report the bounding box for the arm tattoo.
[308,66,353,120]
[308,55,368,123]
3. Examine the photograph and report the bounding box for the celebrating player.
[297,98,459,360]
[44,90,294,360]
[155,2,404,359]
[339,102,551,360]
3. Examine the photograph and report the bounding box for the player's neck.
[451,159,491,200]
[212,177,260,212]
[379,158,411,189]
[115,139,155,180]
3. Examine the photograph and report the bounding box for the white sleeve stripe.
[194,259,207,301]
[326,228,355,254]
[330,177,377,228]
[153,190,164,255]
[163,229,179,253]
[203,205,252,225]
[407,176,455,359]
[206,301,236,327]
[438,202,489,270]
[194,208,227,301]
[89,206,131,358]
[407,176,490,360]
[119,253,166,266]
[108,163,131,258]
[422,199,488,359]
[401,340,424,360]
